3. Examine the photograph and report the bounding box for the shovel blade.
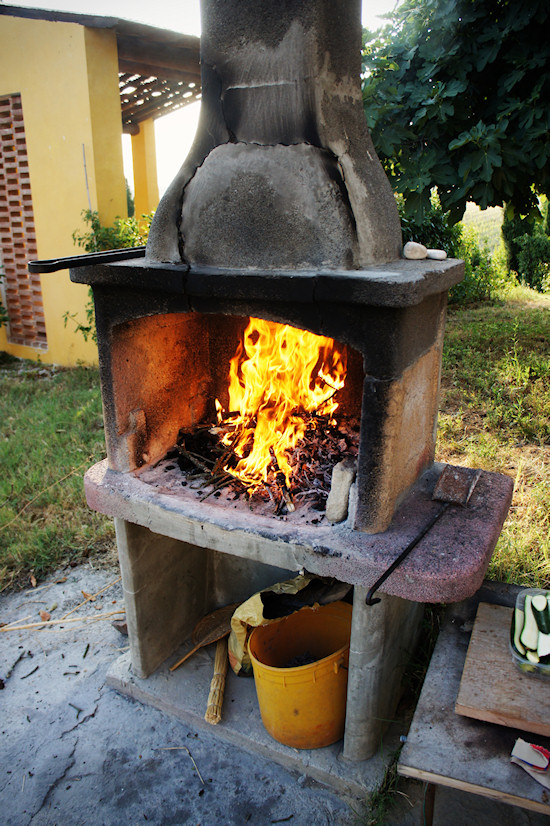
[432,465,481,506]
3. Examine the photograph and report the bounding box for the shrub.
[65,210,154,342]
[397,194,511,304]
[516,230,550,293]
[450,227,511,305]
[398,193,462,257]
[501,211,538,273]
[72,209,153,253]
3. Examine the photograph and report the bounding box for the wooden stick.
[170,603,237,672]
[205,637,229,725]
[1,614,32,630]
[59,576,122,621]
[0,610,125,632]
[175,446,212,473]
[155,746,205,784]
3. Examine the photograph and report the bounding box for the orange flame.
[217,317,347,490]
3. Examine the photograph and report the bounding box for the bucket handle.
[333,655,346,674]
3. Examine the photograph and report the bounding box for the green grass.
[0,356,115,590]
[0,286,548,593]
[437,285,550,587]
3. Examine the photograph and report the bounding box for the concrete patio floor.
[1,562,548,825]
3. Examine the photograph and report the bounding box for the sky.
[8,0,398,197]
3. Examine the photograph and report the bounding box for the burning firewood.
[153,318,360,517]
[268,448,295,513]
[158,411,359,517]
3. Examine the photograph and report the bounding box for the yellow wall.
[131,118,160,218]
[0,16,126,365]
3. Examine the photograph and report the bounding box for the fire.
[217,317,347,490]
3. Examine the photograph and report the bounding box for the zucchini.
[520,595,539,651]
[513,607,526,655]
[538,631,550,659]
[526,649,540,664]
[532,594,550,634]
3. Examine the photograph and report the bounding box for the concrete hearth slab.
[86,460,514,604]
[106,642,399,800]
[0,564,363,825]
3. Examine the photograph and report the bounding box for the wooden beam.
[117,35,200,79]
[119,58,199,85]
[121,92,200,126]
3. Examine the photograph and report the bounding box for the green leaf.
[361,0,550,219]
[502,69,525,93]
[443,79,468,97]
[449,131,474,151]
[480,155,494,183]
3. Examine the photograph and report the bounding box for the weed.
[0,362,115,590]
[438,288,550,587]
[366,748,403,825]
[72,208,153,253]
[63,209,155,344]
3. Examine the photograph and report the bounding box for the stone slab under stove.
[106,634,404,800]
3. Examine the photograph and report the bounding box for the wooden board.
[399,603,550,817]
[456,602,550,736]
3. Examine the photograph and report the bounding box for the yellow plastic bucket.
[248,601,352,749]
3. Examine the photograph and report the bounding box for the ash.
[138,415,360,525]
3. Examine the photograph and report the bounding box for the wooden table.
[398,592,550,823]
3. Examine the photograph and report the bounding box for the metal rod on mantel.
[28,247,146,274]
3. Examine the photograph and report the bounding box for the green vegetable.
[532,594,550,634]
[526,649,540,664]
[520,595,539,651]
[513,607,526,656]
[538,631,550,659]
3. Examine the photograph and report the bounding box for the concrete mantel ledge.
[71,256,465,308]
[84,460,513,604]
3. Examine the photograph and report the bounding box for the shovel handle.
[365,502,450,606]
[169,641,204,672]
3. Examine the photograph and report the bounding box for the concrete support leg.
[115,518,211,678]
[115,518,294,679]
[342,587,424,761]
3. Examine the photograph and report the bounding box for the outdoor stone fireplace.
[34,0,513,785]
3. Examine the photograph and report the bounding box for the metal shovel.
[365,465,482,606]
[169,602,240,672]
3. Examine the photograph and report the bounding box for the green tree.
[362,0,550,223]
[126,179,135,218]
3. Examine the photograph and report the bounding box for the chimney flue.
[146,0,402,269]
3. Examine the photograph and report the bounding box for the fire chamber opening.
[125,314,362,518]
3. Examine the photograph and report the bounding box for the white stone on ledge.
[403,241,428,259]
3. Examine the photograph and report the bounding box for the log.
[205,637,229,725]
